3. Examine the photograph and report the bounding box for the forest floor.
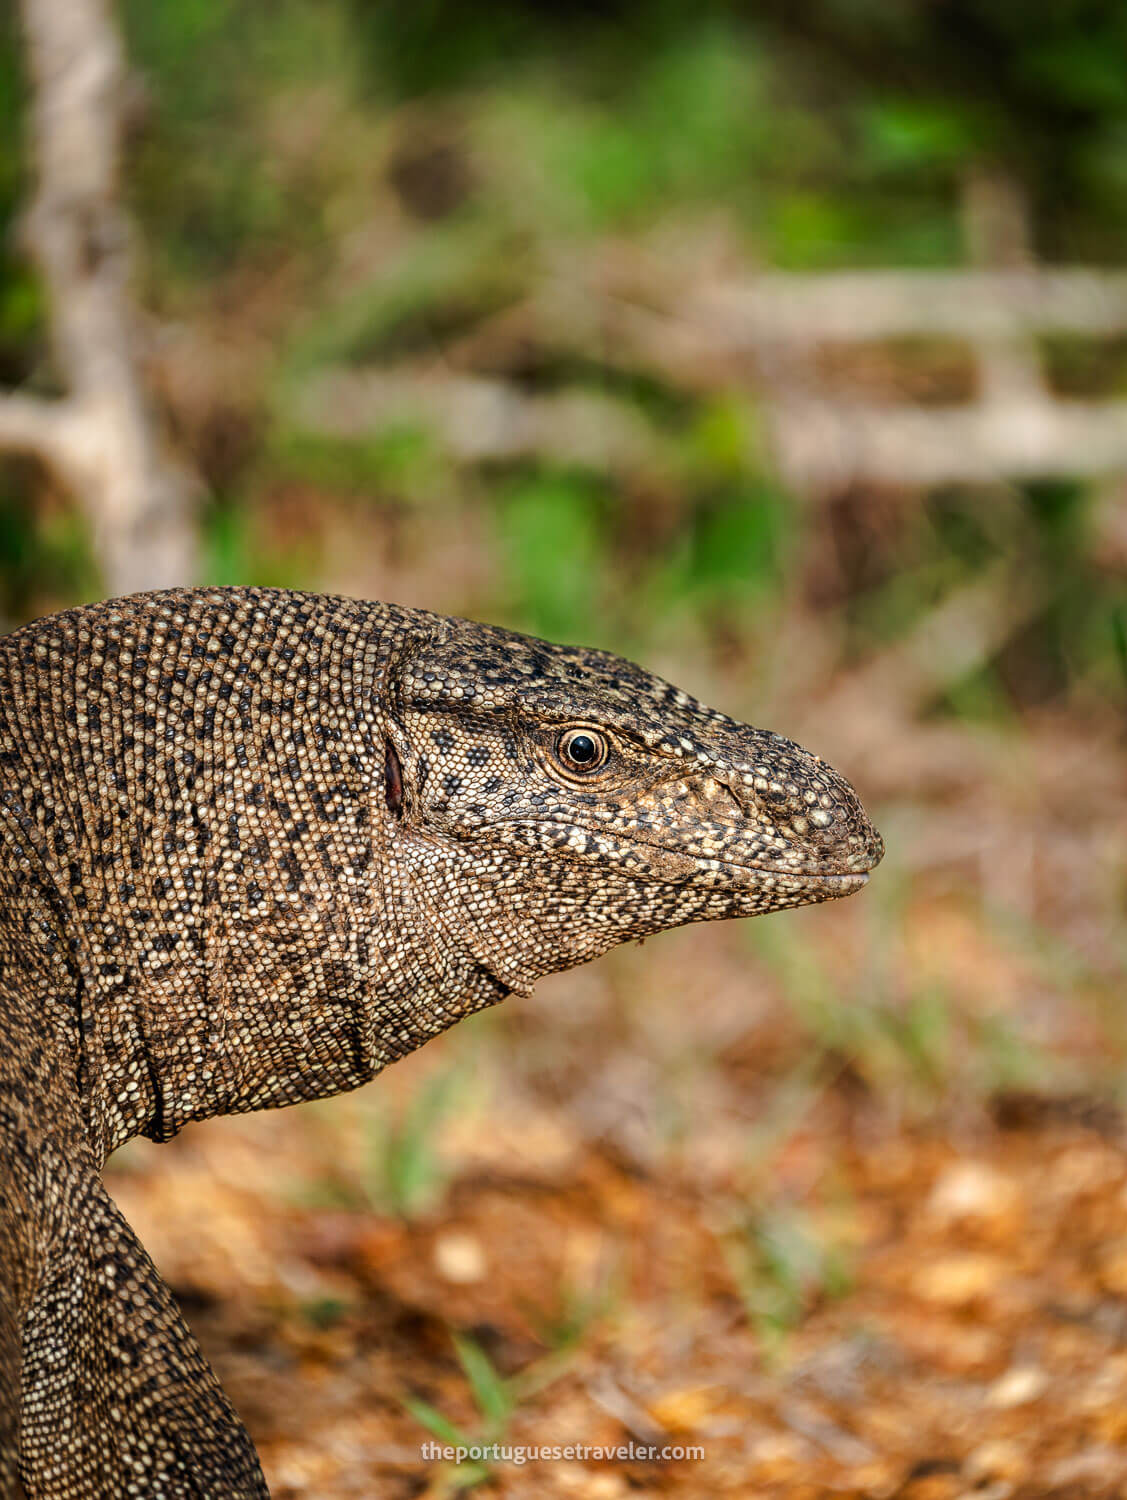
[104,747,1127,1500]
[106,1056,1127,1500]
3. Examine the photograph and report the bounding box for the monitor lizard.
[0,586,883,1498]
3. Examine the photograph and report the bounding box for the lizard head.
[383,616,883,993]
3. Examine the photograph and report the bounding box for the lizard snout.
[707,732,884,878]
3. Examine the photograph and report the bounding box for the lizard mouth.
[469,816,879,897]
[647,853,873,896]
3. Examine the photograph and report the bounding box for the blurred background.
[3,2,1127,1495]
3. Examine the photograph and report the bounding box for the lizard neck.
[0,588,487,1151]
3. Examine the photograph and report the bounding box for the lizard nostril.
[698,776,746,818]
[714,782,744,818]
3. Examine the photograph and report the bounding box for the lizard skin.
[0,586,883,1497]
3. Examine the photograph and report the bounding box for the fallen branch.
[691,269,1127,346]
[767,395,1127,488]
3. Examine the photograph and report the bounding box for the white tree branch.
[4,0,198,596]
[0,391,74,465]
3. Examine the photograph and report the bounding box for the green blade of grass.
[453,1333,512,1429]
[400,1393,474,1450]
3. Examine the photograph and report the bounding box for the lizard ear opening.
[384,738,405,819]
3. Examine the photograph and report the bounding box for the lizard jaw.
[454,817,880,904]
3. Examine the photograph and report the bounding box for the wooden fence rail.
[689,271,1127,488]
[296,265,1127,493]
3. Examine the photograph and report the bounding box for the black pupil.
[566,734,597,765]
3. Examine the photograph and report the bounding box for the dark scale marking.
[0,586,881,1497]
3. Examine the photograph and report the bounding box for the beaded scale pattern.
[0,587,882,1497]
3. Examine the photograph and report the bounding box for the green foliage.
[299,1294,350,1329]
[1039,334,1127,398]
[200,494,309,592]
[648,482,791,624]
[0,5,27,231]
[685,397,758,479]
[0,267,44,354]
[858,99,978,175]
[451,1333,512,1430]
[120,0,362,279]
[745,866,1058,1108]
[293,1065,465,1219]
[367,1068,462,1219]
[266,428,439,501]
[689,490,788,604]
[527,1280,607,1359]
[0,470,99,620]
[284,224,532,375]
[1112,605,1127,693]
[754,921,957,1101]
[200,496,251,588]
[721,1203,852,1361]
[402,1318,602,1486]
[764,0,1127,259]
[520,28,770,232]
[494,469,608,642]
[402,1332,514,1491]
[400,1391,493,1491]
[1023,478,1089,557]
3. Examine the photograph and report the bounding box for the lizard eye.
[555,728,608,773]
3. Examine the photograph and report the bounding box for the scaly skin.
[0,587,882,1497]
